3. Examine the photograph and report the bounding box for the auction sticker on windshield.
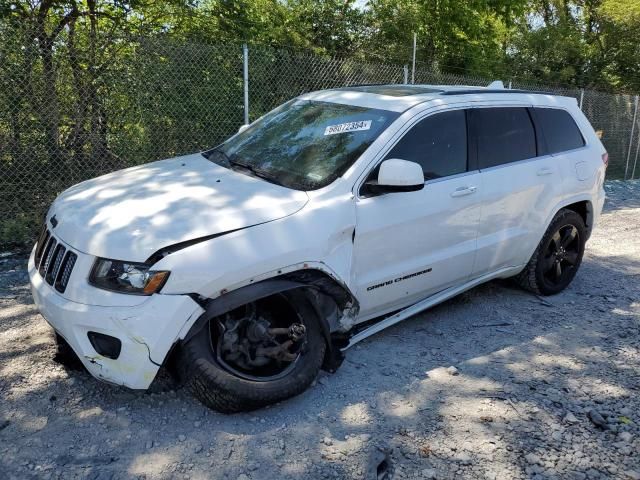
[324,120,372,135]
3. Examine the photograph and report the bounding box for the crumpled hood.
[49,154,309,262]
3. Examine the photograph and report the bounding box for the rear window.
[472,107,537,169]
[535,108,585,153]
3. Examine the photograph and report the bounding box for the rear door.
[533,107,591,191]
[470,106,565,277]
[352,108,482,320]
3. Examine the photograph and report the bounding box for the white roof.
[299,84,577,112]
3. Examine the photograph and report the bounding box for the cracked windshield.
[207,100,399,190]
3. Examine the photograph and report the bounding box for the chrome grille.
[34,226,77,293]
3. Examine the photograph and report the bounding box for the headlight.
[89,258,170,295]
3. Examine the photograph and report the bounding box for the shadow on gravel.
[604,180,640,212]
[1,247,638,479]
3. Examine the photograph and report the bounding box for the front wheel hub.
[212,296,307,381]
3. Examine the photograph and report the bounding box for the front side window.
[535,107,585,153]
[384,109,468,180]
[205,100,399,190]
[473,107,537,169]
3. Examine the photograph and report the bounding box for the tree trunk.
[86,0,114,173]
[66,15,89,174]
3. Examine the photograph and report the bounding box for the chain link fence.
[1,34,639,248]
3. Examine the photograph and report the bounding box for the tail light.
[602,152,609,169]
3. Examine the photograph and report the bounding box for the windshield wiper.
[205,149,288,188]
[228,158,287,187]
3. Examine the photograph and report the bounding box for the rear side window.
[385,110,467,180]
[535,108,585,153]
[472,108,537,169]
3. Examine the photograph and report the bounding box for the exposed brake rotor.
[216,302,307,377]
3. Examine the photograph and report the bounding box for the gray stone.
[525,453,542,465]
[446,366,460,376]
[420,468,437,479]
[618,431,632,442]
[587,410,607,429]
[564,413,579,424]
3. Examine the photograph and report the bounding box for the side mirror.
[238,124,250,134]
[364,159,424,195]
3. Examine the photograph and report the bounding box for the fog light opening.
[87,332,122,360]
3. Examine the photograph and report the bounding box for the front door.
[352,109,481,320]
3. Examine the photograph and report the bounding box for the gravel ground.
[1,180,639,480]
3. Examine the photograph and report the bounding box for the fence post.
[411,33,417,84]
[632,128,640,180]
[243,43,249,126]
[625,95,639,180]
[579,89,584,110]
[403,65,409,85]
[508,80,512,89]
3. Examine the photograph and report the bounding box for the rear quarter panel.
[551,105,606,235]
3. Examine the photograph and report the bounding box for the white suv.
[29,84,607,412]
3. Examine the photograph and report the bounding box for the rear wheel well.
[562,201,592,237]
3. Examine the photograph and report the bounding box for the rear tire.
[515,208,586,296]
[179,290,326,413]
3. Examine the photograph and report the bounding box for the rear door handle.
[450,186,477,197]
[537,167,553,176]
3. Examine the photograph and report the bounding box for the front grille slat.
[35,225,77,294]
[45,245,66,285]
[35,228,51,268]
[38,237,57,276]
[55,252,77,293]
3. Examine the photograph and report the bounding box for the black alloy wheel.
[540,224,581,289]
[515,208,587,295]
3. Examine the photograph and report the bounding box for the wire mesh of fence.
[1,34,639,248]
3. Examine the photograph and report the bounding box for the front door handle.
[537,167,553,176]
[450,186,477,197]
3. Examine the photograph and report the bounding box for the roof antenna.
[487,80,505,89]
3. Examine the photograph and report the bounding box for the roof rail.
[440,88,555,96]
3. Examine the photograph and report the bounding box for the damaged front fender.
[178,269,359,373]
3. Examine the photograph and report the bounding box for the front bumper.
[29,248,204,389]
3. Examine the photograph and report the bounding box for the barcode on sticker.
[324,120,372,135]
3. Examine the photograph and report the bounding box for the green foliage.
[365,0,520,77]
[600,0,640,24]
[1,0,639,249]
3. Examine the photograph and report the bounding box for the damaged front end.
[180,269,359,376]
